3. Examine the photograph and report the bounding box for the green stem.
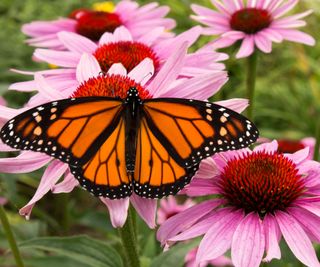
[314,119,320,161]
[118,207,140,267]
[246,52,258,120]
[0,206,25,267]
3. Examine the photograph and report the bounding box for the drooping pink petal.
[19,160,68,219]
[236,36,255,58]
[51,172,79,193]
[231,213,265,267]
[196,209,243,265]
[170,207,233,242]
[76,53,102,83]
[263,214,281,262]
[130,194,156,228]
[100,197,130,228]
[0,152,51,173]
[254,33,272,53]
[275,210,320,267]
[157,199,223,246]
[58,31,97,54]
[289,207,320,242]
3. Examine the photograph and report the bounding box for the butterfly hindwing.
[133,117,199,198]
[70,117,132,198]
[142,98,259,167]
[0,97,123,166]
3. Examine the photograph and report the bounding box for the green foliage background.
[0,0,319,266]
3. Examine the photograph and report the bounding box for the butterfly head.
[126,87,142,104]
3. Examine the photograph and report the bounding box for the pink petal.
[0,152,51,173]
[51,172,79,193]
[113,26,133,42]
[58,31,97,54]
[276,210,320,267]
[127,58,154,86]
[212,37,239,49]
[130,194,156,228]
[254,33,272,53]
[99,32,115,45]
[181,178,220,197]
[272,0,298,18]
[148,42,188,97]
[260,28,283,43]
[289,207,320,242]
[9,80,37,92]
[33,49,79,67]
[284,147,309,164]
[195,157,219,179]
[276,29,315,46]
[236,36,255,58]
[231,213,265,267]
[196,209,243,265]
[19,160,68,219]
[157,199,223,246]
[263,214,281,262]
[155,26,202,59]
[254,140,278,153]
[0,105,29,121]
[35,74,67,100]
[100,197,130,228]
[215,98,248,113]
[137,27,165,45]
[165,72,227,100]
[170,207,233,242]
[107,63,127,76]
[76,53,101,83]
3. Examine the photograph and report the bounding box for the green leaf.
[19,235,123,267]
[150,240,199,267]
[24,256,89,267]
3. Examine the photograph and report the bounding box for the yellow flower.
[92,1,115,12]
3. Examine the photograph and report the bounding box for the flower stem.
[314,118,320,161]
[246,52,258,120]
[118,207,140,267]
[0,206,25,267]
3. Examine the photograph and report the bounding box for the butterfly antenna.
[139,71,154,85]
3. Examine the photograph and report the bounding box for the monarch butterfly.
[0,87,258,199]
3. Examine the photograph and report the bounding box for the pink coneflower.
[277,137,316,159]
[191,0,315,58]
[157,197,232,267]
[185,247,233,267]
[157,196,195,225]
[158,141,320,267]
[0,43,239,228]
[10,25,228,94]
[22,1,175,49]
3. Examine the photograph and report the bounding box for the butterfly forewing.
[133,117,199,198]
[0,97,123,166]
[70,117,132,198]
[142,98,259,167]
